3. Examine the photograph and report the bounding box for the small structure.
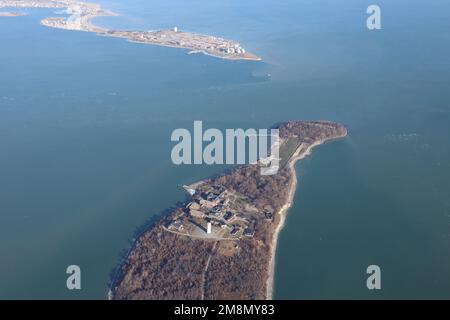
[224,211,234,221]
[190,209,204,219]
[182,185,196,195]
[187,202,201,210]
[244,228,255,238]
[168,220,184,232]
[212,185,225,193]
[200,195,221,208]
[173,26,178,33]
[207,222,212,234]
[230,227,239,236]
[264,212,273,221]
[221,197,230,206]
[211,205,223,215]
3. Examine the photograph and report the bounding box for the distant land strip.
[0,10,25,16]
[0,0,261,61]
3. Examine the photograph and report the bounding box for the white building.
[207,222,212,234]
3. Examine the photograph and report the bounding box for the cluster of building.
[0,0,66,9]
[167,184,255,239]
[168,220,184,232]
[0,0,104,15]
[108,28,251,59]
[222,44,246,55]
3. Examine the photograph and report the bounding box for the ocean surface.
[1,0,450,299]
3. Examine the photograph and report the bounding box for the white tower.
[207,222,212,234]
[173,26,178,33]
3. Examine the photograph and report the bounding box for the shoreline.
[265,133,347,299]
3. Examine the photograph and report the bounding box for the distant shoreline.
[0,11,26,17]
[0,0,261,61]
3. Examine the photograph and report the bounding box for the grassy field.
[279,137,301,169]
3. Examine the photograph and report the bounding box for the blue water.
[0,0,449,298]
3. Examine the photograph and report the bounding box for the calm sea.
[1,0,449,298]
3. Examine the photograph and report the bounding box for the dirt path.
[200,241,218,300]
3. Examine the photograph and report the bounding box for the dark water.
[0,0,449,298]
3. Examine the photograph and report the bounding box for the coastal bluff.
[110,121,347,300]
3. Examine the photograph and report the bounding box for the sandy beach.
[265,132,347,299]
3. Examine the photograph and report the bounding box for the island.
[0,11,25,16]
[0,0,261,61]
[110,121,347,300]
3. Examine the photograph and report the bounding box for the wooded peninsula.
[110,120,347,300]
